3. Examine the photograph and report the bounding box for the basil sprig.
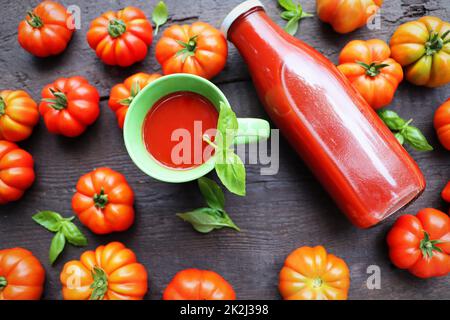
[177,177,240,234]
[204,102,246,196]
[152,1,169,35]
[378,109,433,152]
[32,211,87,264]
[278,0,313,36]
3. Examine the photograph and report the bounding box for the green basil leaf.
[61,221,88,247]
[394,132,405,145]
[284,16,301,35]
[177,208,240,234]
[152,1,169,35]
[377,109,407,131]
[402,126,433,151]
[49,231,66,265]
[32,211,63,232]
[278,0,297,11]
[215,150,246,196]
[217,102,238,149]
[281,10,296,21]
[198,177,225,210]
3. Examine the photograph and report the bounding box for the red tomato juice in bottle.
[221,0,425,228]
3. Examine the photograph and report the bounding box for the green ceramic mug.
[124,74,270,183]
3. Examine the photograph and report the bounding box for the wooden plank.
[0,0,449,300]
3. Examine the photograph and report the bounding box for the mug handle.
[233,118,271,145]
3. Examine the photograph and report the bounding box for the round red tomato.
[155,22,228,79]
[0,248,45,300]
[163,269,236,300]
[434,98,450,150]
[18,1,74,57]
[0,141,35,205]
[86,7,153,67]
[39,76,100,137]
[0,90,39,142]
[108,73,162,129]
[387,208,450,278]
[72,168,135,235]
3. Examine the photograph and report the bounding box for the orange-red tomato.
[0,141,35,205]
[0,90,39,142]
[18,1,74,57]
[155,22,228,79]
[337,39,403,110]
[60,242,148,300]
[434,98,450,150]
[387,208,450,279]
[72,168,134,235]
[443,181,450,203]
[316,0,383,34]
[390,16,450,87]
[0,247,45,300]
[163,269,236,300]
[109,73,162,129]
[87,7,153,67]
[39,76,100,137]
[279,246,350,300]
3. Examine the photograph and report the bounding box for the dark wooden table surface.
[1,0,449,300]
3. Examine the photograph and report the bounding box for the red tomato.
[0,141,35,205]
[163,269,236,300]
[72,168,135,235]
[442,182,450,203]
[108,73,162,129]
[39,76,100,137]
[0,90,39,142]
[86,7,153,67]
[18,1,74,57]
[387,208,450,278]
[0,248,45,300]
[434,98,450,150]
[155,22,228,79]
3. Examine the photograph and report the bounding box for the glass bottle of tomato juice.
[221,0,425,228]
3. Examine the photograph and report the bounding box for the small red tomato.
[163,269,236,300]
[72,168,135,235]
[18,1,74,57]
[108,73,162,129]
[86,7,153,67]
[0,141,35,205]
[442,182,450,203]
[0,90,39,142]
[387,208,450,279]
[39,76,100,137]
[434,98,450,150]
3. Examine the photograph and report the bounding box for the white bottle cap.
[221,0,265,38]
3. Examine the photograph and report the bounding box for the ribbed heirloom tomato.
[279,246,350,300]
[390,16,450,87]
[387,208,450,279]
[0,141,35,205]
[18,1,74,57]
[316,0,383,34]
[87,7,153,67]
[109,73,162,129]
[60,242,148,300]
[72,168,135,235]
[39,76,100,137]
[155,22,228,79]
[0,248,45,300]
[0,90,39,142]
[338,39,403,110]
[434,98,450,150]
[163,269,236,300]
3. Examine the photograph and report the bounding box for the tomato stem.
[312,277,323,288]
[108,19,127,38]
[356,61,390,77]
[26,11,44,28]
[89,266,108,300]
[42,89,68,110]
[425,31,449,56]
[118,80,141,106]
[176,35,199,63]
[93,189,109,209]
[419,231,443,259]
[0,97,5,116]
[0,276,7,290]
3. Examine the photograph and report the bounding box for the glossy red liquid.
[226,6,426,228]
[143,91,218,170]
